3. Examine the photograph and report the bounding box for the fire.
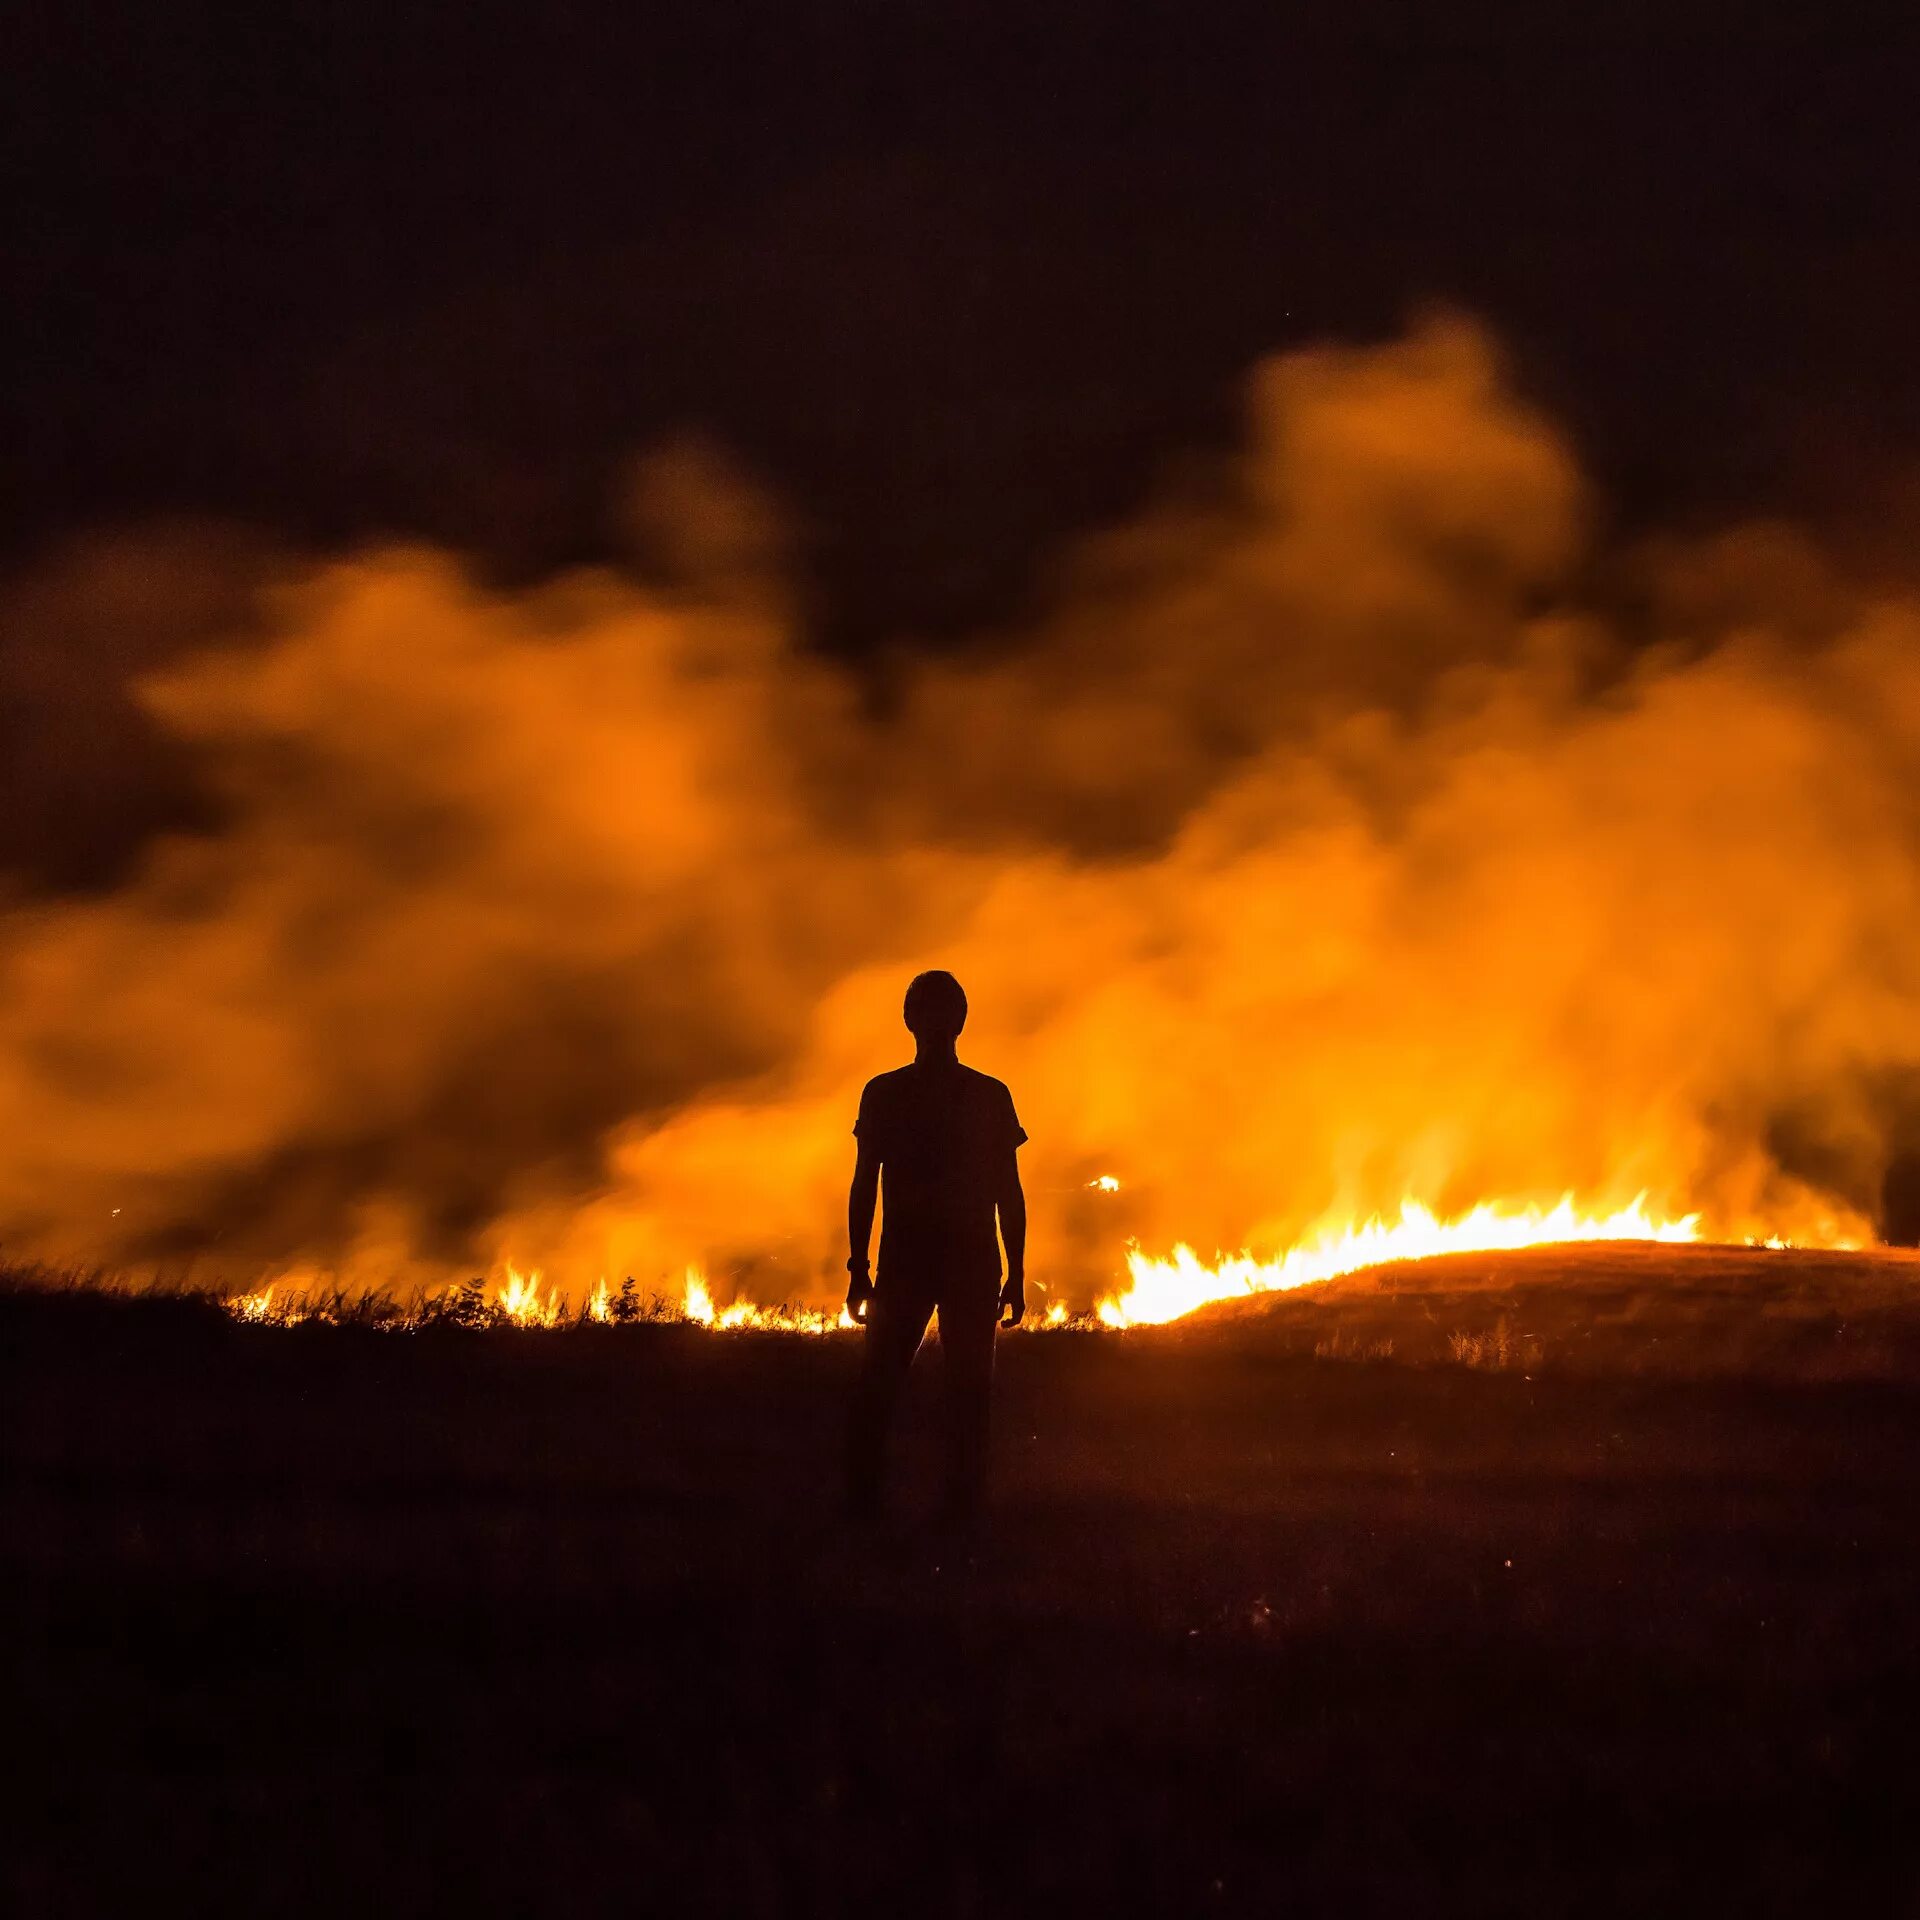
[1095,1193,1704,1328]
[1089,1175,1122,1192]
[219,1193,1862,1339]
[678,1264,852,1334]
[226,1268,328,1325]
[682,1266,716,1325]
[223,1261,859,1332]
[496,1264,563,1327]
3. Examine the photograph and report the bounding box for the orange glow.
[9,321,1917,1317]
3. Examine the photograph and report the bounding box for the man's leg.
[934,1284,999,1530]
[845,1280,932,1523]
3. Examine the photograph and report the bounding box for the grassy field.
[10,1245,1920,1915]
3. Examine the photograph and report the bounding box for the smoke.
[3,316,1917,1300]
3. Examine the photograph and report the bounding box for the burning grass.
[12,1233,1919,1385]
[186,1187,1867,1338]
[1097,1191,1712,1326]
[209,1263,856,1335]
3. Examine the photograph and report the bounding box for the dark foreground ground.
[10,1246,1920,1916]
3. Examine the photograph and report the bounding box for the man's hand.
[846,1265,874,1326]
[998,1272,1026,1328]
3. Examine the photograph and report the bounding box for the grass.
[10,1244,1920,1915]
[1444,1318,1535,1368]
[1180,1240,1920,1380]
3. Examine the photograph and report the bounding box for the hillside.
[1161,1240,1920,1379]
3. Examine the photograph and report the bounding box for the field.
[10,1244,1920,1916]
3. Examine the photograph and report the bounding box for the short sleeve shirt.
[854,1062,1027,1278]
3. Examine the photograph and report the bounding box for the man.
[845,969,1027,1532]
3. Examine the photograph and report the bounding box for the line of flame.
[222,1192,1860,1336]
[1094,1193,1704,1328]
[679,1263,855,1333]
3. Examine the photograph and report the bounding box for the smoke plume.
[3,317,1916,1302]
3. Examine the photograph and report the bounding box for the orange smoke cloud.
[1,317,1915,1304]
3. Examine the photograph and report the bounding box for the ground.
[10,1245,1920,1916]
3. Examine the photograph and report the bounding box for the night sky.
[12,5,1920,655]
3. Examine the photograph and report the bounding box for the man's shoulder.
[857,1066,915,1118]
[958,1065,1016,1103]
[861,1062,1016,1104]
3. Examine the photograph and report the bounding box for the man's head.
[903,969,968,1044]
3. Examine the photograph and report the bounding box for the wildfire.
[1095,1193,1704,1328]
[679,1264,852,1334]
[225,1266,330,1325]
[682,1266,716,1325]
[496,1264,563,1327]
[216,1189,1863,1338]
[228,1284,281,1323]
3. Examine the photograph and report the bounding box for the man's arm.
[997,1156,1027,1327]
[846,1142,880,1323]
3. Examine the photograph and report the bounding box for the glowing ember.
[1089,1175,1122,1192]
[1096,1193,1703,1328]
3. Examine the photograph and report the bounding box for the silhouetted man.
[845,970,1027,1532]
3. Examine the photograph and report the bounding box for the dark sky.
[10,3,1920,649]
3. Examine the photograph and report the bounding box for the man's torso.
[856,1062,1025,1283]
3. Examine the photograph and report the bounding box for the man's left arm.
[847,1142,880,1324]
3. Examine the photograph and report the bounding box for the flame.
[496,1264,562,1327]
[678,1264,852,1333]
[1089,1175,1122,1192]
[226,1269,329,1325]
[491,1261,860,1332]
[218,1190,1863,1338]
[1096,1192,1706,1328]
[224,1261,854,1333]
[682,1266,716,1325]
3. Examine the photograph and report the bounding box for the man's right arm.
[997,1154,1027,1327]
